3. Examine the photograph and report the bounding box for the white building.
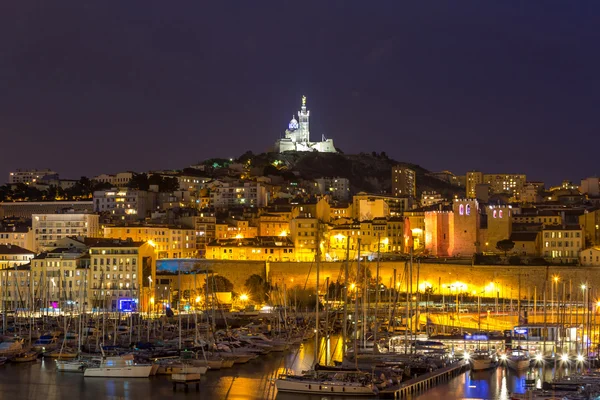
[274,96,336,153]
[314,177,350,201]
[209,181,268,208]
[9,169,58,185]
[32,213,100,252]
[93,189,155,220]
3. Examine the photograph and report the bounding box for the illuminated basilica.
[274,96,336,153]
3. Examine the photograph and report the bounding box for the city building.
[579,208,600,247]
[509,231,541,257]
[466,171,483,199]
[522,182,544,204]
[0,201,94,219]
[314,177,350,201]
[258,213,290,237]
[290,216,321,261]
[32,212,100,252]
[483,173,527,200]
[0,264,32,310]
[352,193,409,221]
[420,191,444,207]
[206,236,295,261]
[0,224,34,251]
[88,240,155,312]
[580,247,600,266]
[30,247,90,312]
[103,225,197,259]
[392,166,416,198]
[0,244,35,270]
[92,172,134,187]
[274,96,336,153]
[8,169,58,185]
[93,189,156,220]
[541,225,583,262]
[580,177,600,197]
[209,181,268,208]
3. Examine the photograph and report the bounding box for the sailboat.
[276,238,379,396]
[84,353,153,378]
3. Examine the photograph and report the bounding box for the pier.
[380,359,470,399]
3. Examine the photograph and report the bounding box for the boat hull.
[276,378,376,396]
[84,365,153,378]
[471,358,496,371]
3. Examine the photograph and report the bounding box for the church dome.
[288,116,299,131]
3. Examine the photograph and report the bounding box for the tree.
[206,275,234,293]
[128,173,149,191]
[496,239,515,256]
[244,274,269,303]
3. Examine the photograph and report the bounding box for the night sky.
[1,2,598,185]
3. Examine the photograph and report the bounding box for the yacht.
[276,371,379,396]
[504,348,531,371]
[84,354,152,378]
[467,349,498,371]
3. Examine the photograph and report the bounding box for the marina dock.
[380,359,470,399]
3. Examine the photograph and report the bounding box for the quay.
[380,359,469,399]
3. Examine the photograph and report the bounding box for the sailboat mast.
[342,236,350,353]
[314,244,320,366]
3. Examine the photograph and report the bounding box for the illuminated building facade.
[93,189,154,220]
[541,225,583,262]
[0,244,34,270]
[314,177,350,201]
[103,225,197,259]
[209,181,268,208]
[392,166,416,198]
[466,171,483,199]
[274,96,336,153]
[206,236,295,261]
[32,213,100,252]
[8,168,57,185]
[88,240,155,312]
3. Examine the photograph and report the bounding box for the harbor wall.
[197,259,600,298]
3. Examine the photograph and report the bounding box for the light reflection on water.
[415,364,573,400]
[0,336,579,400]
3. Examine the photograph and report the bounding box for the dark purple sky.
[0,2,598,185]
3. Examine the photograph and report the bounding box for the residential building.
[580,247,600,266]
[206,236,295,261]
[352,193,409,221]
[512,210,561,227]
[466,171,483,199]
[314,177,350,201]
[580,208,600,247]
[0,264,32,310]
[522,182,544,204]
[541,225,583,262]
[392,166,416,198]
[30,247,90,311]
[0,201,93,219]
[290,216,321,261]
[0,225,34,251]
[32,213,100,252]
[581,177,600,197]
[93,189,157,220]
[258,213,290,237]
[103,225,197,259]
[0,244,35,270]
[509,231,541,257]
[8,169,57,185]
[420,191,444,207]
[209,181,268,208]
[92,172,134,187]
[88,240,155,312]
[483,173,527,200]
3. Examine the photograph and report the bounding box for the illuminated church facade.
[274,96,336,153]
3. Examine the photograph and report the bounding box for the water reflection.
[415,365,573,400]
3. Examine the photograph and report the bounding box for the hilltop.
[227,151,464,199]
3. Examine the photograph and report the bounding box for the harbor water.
[0,334,576,400]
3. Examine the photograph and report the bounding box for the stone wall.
[203,259,600,299]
